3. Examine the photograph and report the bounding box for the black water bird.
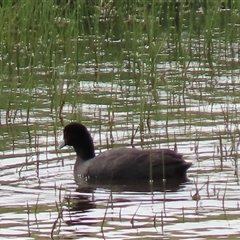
[59,122,192,183]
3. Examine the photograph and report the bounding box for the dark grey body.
[74,147,191,180]
[59,122,192,182]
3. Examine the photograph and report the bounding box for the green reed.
[0,0,240,164]
[0,1,239,71]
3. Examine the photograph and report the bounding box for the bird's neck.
[73,144,95,161]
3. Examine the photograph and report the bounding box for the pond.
[1,1,240,239]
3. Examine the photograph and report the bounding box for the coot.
[59,122,192,181]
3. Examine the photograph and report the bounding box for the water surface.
[1,5,240,239]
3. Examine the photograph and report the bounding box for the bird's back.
[74,148,191,180]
